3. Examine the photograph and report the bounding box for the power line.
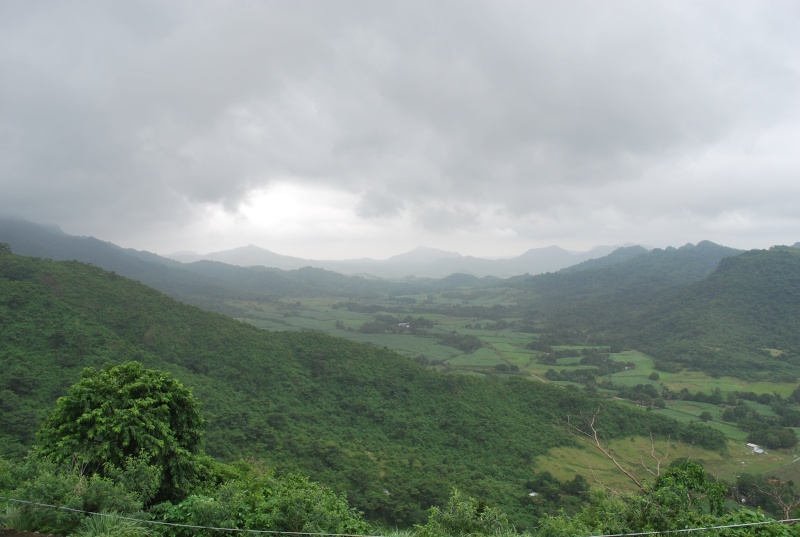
[0,496,389,537]
[587,517,800,537]
[2,495,798,537]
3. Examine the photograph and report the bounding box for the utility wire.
[587,518,800,537]
[0,496,388,537]
[2,495,798,537]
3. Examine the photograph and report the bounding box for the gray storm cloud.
[1,1,799,255]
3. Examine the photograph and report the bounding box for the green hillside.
[526,240,742,306]
[0,247,724,528]
[0,218,498,312]
[518,242,739,344]
[632,247,800,379]
[528,244,800,380]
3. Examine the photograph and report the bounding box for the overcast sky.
[2,1,799,259]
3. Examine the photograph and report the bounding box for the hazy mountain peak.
[519,244,568,254]
[515,245,573,261]
[241,243,270,251]
[213,243,273,254]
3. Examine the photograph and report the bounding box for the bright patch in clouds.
[240,183,361,237]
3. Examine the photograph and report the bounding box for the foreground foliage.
[538,462,792,537]
[36,362,205,504]
[0,358,796,536]
[1,362,366,536]
[0,457,365,537]
[153,464,368,537]
[3,457,795,537]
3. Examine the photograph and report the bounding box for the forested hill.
[0,217,388,302]
[0,218,498,313]
[534,245,800,380]
[526,241,743,304]
[522,241,743,346]
[630,247,800,379]
[0,248,724,528]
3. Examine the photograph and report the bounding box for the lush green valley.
[0,247,729,532]
[3,225,800,535]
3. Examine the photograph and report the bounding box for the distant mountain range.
[2,216,798,382]
[1,216,623,278]
[167,241,622,277]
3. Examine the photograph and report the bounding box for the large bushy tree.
[36,361,205,502]
[154,462,369,536]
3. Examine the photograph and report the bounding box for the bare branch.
[754,479,800,519]
[640,433,671,477]
[579,461,619,495]
[566,410,646,493]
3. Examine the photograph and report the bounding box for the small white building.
[746,443,765,454]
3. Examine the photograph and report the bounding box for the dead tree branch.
[640,433,671,477]
[566,409,647,493]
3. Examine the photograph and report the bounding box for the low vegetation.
[1,361,795,537]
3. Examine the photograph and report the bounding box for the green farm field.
[234,293,797,399]
[231,290,800,485]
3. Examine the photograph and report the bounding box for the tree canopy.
[36,361,205,502]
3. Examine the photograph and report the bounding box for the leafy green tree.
[747,426,798,449]
[155,461,369,536]
[0,458,144,536]
[36,361,205,502]
[737,473,800,519]
[651,460,727,517]
[414,489,513,537]
[539,462,730,536]
[540,490,791,537]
